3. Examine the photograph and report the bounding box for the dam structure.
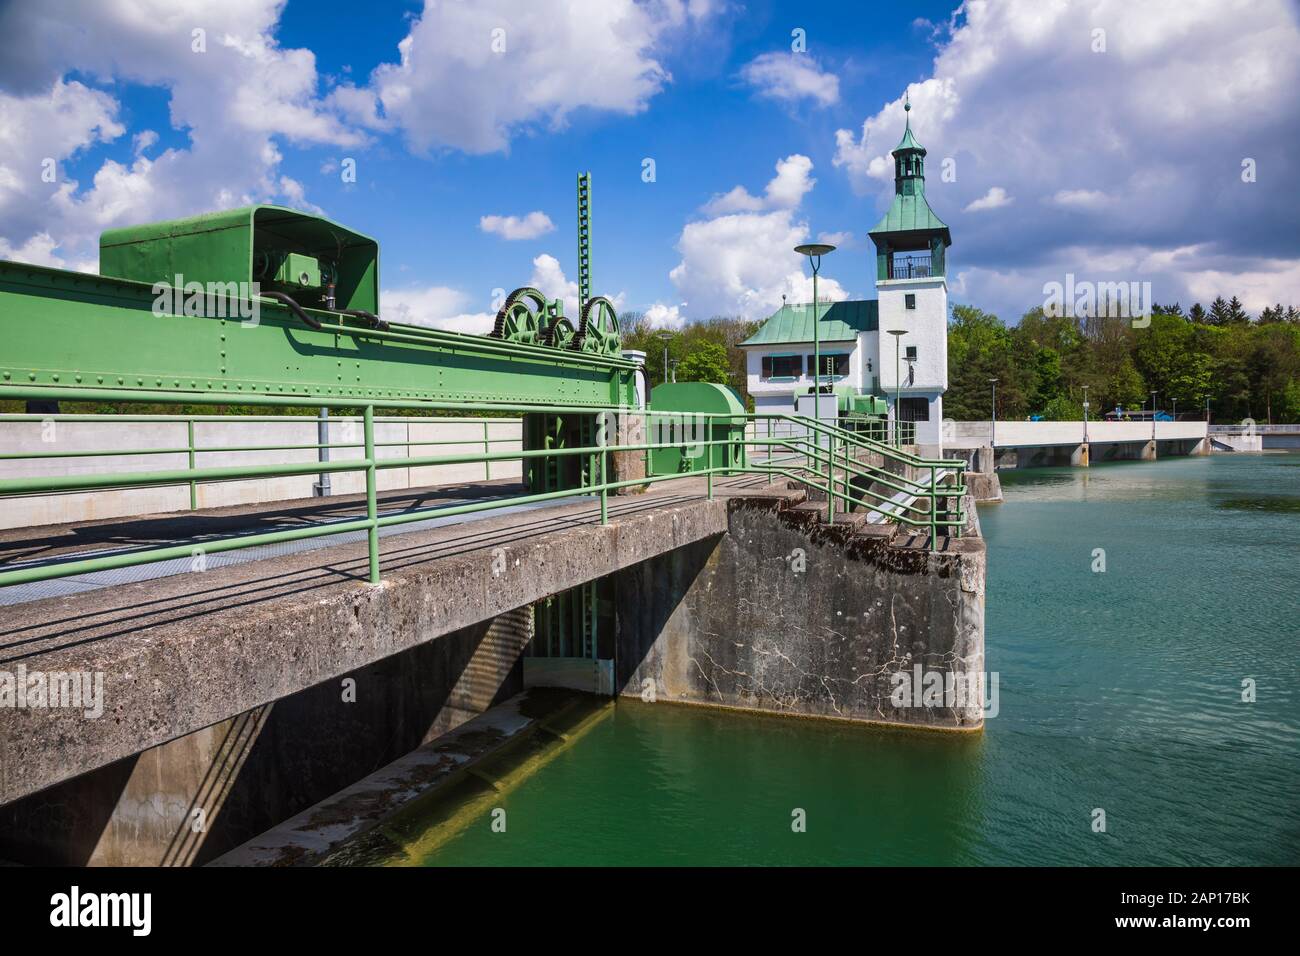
[0,177,984,865]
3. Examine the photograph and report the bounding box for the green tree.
[676,340,731,384]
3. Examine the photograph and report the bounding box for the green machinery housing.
[1,205,635,411]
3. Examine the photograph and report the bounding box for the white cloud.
[643,302,686,330]
[703,154,814,215]
[529,253,579,318]
[479,211,555,240]
[964,186,1013,212]
[343,0,719,154]
[740,52,839,108]
[670,155,847,321]
[0,1,366,265]
[1050,189,1110,209]
[381,284,495,335]
[832,0,1300,318]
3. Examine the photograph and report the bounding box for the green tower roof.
[869,93,951,246]
[893,96,925,154]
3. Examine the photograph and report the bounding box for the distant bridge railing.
[0,390,969,592]
[945,419,1208,448]
[1209,423,1300,435]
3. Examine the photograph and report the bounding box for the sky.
[1,0,1298,334]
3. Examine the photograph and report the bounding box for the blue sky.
[2,1,1298,331]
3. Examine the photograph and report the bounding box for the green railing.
[0,412,521,511]
[0,393,968,592]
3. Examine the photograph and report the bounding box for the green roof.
[740,300,878,346]
[869,192,950,239]
[894,122,923,154]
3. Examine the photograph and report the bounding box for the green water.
[422,454,1300,866]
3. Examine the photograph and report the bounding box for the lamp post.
[794,243,836,431]
[1151,389,1158,440]
[988,377,999,449]
[888,329,906,446]
[654,330,673,387]
[1081,384,1090,444]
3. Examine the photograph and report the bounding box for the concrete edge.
[208,688,589,867]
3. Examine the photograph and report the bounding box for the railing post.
[827,431,835,524]
[928,465,937,550]
[483,419,491,481]
[599,413,609,526]
[706,418,714,501]
[186,417,197,510]
[766,417,772,484]
[364,405,380,584]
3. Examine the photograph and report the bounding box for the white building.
[739,97,952,448]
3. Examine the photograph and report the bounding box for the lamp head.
[794,243,836,258]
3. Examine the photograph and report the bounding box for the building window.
[898,397,930,422]
[905,345,918,361]
[905,293,916,309]
[760,354,802,380]
[806,352,849,378]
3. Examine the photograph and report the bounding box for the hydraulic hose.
[261,291,322,331]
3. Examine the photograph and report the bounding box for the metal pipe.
[364,405,379,584]
[314,408,331,497]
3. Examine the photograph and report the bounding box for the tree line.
[946,298,1300,423]
[625,293,1300,426]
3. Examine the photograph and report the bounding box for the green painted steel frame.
[0,260,636,409]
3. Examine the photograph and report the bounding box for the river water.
[420,454,1300,866]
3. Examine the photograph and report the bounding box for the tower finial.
[903,89,911,128]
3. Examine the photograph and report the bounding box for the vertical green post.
[599,414,609,526]
[186,417,197,510]
[827,431,835,524]
[766,418,773,484]
[928,465,937,549]
[483,419,491,480]
[844,435,852,511]
[364,405,380,584]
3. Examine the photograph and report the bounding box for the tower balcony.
[888,253,932,280]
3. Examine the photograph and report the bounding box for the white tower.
[868,94,951,450]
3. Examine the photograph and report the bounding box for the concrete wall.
[0,607,532,866]
[0,416,522,530]
[614,495,987,731]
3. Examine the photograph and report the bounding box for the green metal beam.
[0,260,635,409]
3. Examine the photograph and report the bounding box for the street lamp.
[988,377,999,449]
[887,329,907,446]
[654,330,673,387]
[794,243,836,430]
[1081,384,1090,444]
[1151,389,1158,440]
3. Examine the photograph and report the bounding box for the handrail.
[0,402,972,592]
